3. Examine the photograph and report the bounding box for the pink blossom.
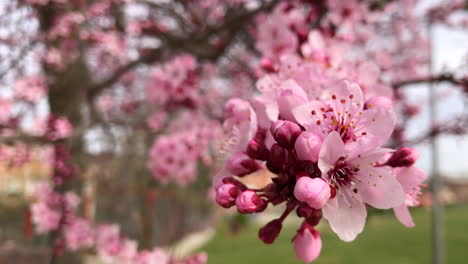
[95,224,122,262]
[254,5,299,61]
[0,98,12,123]
[293,80,396,154]
[12,76,47,103]
[134,248,170,264]
[393,166,427,227]
[223,98,258,149]
[50,117,73,140]
[146,112,167,132]
[64,218,94,250]
[31,202,61,233]
[318,131,405,241]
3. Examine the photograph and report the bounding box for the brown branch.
[398,117,468,147]
[87,48,163,100]
[393,73,467,89]
[0,41,37,80]
[0,133,48,146]
[87,0,282,100]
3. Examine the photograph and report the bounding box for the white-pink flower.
[318,131,405,241]
[293,80,396,155]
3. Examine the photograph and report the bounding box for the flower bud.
[226,152,260,177]
[364,96,393,109]
[236,190,266,214]
[385,147,419,167]
[293,225,322,263]
[216,183,239,208]
[270,120,302,149]
[266,144,288,174]
[246,139,269,161]
[294,131,322,162]
[294,177,330,210]
[260,57,276,73]
[258,218,282,244]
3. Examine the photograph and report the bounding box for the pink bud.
[294,131,322,162]
[226,152,260,177]
[293,225,322,263]
[246,139,269,161]
[236,190,266,214]
[364,96,393,109]
[216,183,239,208]
[386,147,419,167]
[260,57,276,73]
[258,218,282,244]
[294,177,330,210]
[270,120,302,149]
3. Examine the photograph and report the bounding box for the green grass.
[202,205,468,263]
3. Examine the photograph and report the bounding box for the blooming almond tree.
[0,0,466,263]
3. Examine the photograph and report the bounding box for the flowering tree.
[0,0,466,263]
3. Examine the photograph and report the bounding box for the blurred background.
[0,0,467,263]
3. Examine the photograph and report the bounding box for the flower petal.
[354,150,405,209]
[353,105,396,152]
[277,80,308,121]
[291,101,326,136]
[318,131,345,173]
[323,190,367,242]
[393,204,415,228]
[394,166,427,193]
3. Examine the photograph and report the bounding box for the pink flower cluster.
[215,57,427,262]
[30,183,207,264]
[12,76,47,103]
[149,111,222,185]
[146,55,199,106]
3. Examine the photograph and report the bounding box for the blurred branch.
[393,73,467,90]
[400,116,468,147]
[87,48,163,100]
[0,133,47,146]
[87,0,282,100]
[0,42,37,80]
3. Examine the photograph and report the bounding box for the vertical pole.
[428,23,444,264]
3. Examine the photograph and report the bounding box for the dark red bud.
[270,120,302,149]
[260,57,276,73]
[266,144,288,174]
[259,219,283,244]
[226,152,261,177]
[247,139,269,161]
[386,147,419,167]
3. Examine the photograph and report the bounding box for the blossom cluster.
[148,111,222,185]
[215,56,427,262]
[30,183,207,264]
